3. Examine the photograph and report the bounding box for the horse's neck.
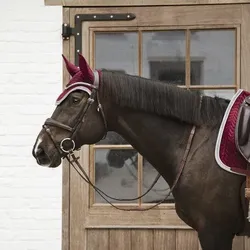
[108,107,193,185]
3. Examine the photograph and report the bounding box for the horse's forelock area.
[101,71,229,127]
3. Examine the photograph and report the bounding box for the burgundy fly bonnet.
[56,53,100,105]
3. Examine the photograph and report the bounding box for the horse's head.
[32,54,107,168]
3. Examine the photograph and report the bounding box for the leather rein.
[42,71,197,211]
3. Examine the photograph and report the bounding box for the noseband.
[43,71,108,155]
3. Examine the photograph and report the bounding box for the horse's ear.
[78,53,94,83]
[62,54,79,77]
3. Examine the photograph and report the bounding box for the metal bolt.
[77,16,80,18]
[77,49,80,52]
[110,15,113,18]
[127,15,130,18]
[64,23,68,26]
[77,33,80,35]
[93,15,97,18]
[66,37,69,40]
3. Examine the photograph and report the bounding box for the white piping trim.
[215,89,245,176]
[55,71,99,105]
[65,81,95,90]
[55,86,92,105]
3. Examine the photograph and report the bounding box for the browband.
[55,70,100,106]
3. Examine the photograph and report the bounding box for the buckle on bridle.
[60,138,75,153]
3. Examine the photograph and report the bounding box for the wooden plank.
[109,229,131,250]
[45,0,250,7]
[236,25,241,90]
[245,236,250,250]
[62,8,70,88]
[154,230,176,250]
[176,230,199,250]
[87,229,109,250]
[232,236,244,250]
[241,4,250,91]
[69,5,241,28]
[69,150,89,250]
[131,229,153,250]
[62,8,70,250]
[86,206,189,227]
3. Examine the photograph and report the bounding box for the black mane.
[100,71,229,127]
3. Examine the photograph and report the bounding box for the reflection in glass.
[190,30,235,86]
[142,31,186,85]
[95,149,138,203]
[202,89,235,100]
[95,32,138,144]
[191,89,235,100]
[142,159,174,203]
[95,32,138,75]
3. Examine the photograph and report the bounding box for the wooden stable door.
[62,4,250,250]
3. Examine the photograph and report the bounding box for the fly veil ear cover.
[56,54,100,105]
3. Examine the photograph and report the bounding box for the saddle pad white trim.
[215,89,245,176]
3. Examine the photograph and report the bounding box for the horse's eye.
[72,97,80,104]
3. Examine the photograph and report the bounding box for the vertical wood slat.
[176,230,199,250]
[69,9,92,250]
[154,230,176,250]
[109,229,131,250]
[69,151,88,250]
[62,8,70,250]
[87,230,109,250]
[236,25,241,90]
[138,153,143,206]
[245,236,250,250]
[241,4,250,91]
[185,29,191,88]
[232,236,244,250]
[198,240,202,250]
[131,230,153,250]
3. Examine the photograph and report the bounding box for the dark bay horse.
[32,53,247,250]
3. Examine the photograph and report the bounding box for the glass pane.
[202,89,236,99]
[95,32,138,75]
[190,29,236,86]
[142,31,186,85]
[142,159,174,203]
[95,32,138,144]
[191,89,236,100]
[95,149,138,203]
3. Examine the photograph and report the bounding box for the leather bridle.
[43,71,107,155]
[41,71,197,211]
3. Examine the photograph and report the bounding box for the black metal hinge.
[62,13,136,65]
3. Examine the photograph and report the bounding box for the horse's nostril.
[33,145,45,159]
[36,147,44,157]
